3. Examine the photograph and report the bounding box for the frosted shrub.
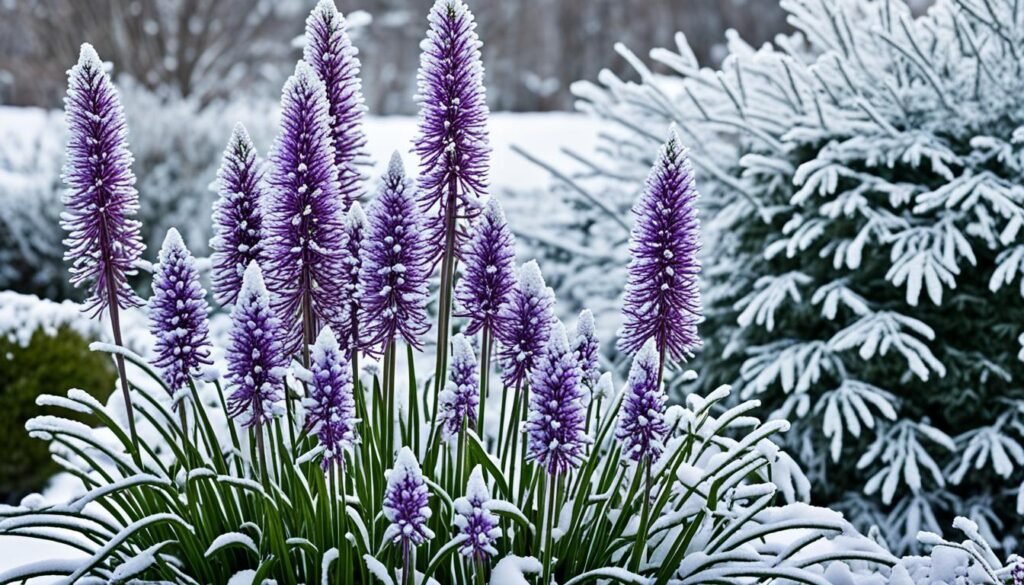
[0,0,1000,583]
[544,0,1024,553]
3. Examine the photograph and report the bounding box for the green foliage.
[0,344,889,583]
[0,327,114,501]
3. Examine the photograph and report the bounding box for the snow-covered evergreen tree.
[544,0,1024,551]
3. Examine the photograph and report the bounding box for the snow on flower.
[210,123,267,307]
[264,61,347,356]
[383,447,435,548]
[226,262,287,428]
[149,228,212,398]
[61,43,145,317]
[453,465,501,560]
[303,0,367,212]
[616,339,669,463]
[413,0,490,258]
[303,326,358,470]
[358,152,432,351]
[454,198,517,336]
[496,260,555,388]
[617,127,701,364]
[437,333,479,442]
[526,321,589,476]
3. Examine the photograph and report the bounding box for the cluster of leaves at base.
[0,326,113,501]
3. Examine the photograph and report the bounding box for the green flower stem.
[629,457,653,571]
[476,326,492,437]
[542,471,559,585]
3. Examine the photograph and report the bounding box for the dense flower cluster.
[413,0,490,257]
[617,128,701,364]
[616,340,669,463]
[453,466,501,560]
[437,334,479,442]
[526,322,589,476]
[495,260,555,387]
[61,44,145,316]
[455,199,517,336]
[358,153,432,350]
[304,326,358,470]
[335,202,367,353]
[383,447,435,548]
[226,263,287,429]
[303,0,367,212]
[210,123,266,307]
[264,61,347,356]
[149,228,212,397]
[572,308,600,389]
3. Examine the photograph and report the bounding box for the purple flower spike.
[303,0,367,211]
[413,0,491,259]
[227,262,287,429]
[572,309,600,389]
[495,260,555,388]
[383,447,435,548]
[618,127,702,364]
[455,198,517,336]
[437,334,479,443]
[616,339,670,463]
[453,466,501,560]
[304,326,359,471]
[264,61,347,356]
[149,228,212,398]
[526,321,589,476]
[358,152,432,351]
[210,123,267,307]
[61,43,145,317]
[333,201,367,354]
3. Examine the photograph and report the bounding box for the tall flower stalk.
[617,340,669,569]
[384,447,434,585]
[227,262,287,479]
[264,61,347,363]
[526,321,588,584]
[303,0,367,212]
[455,198,517,437]
[210,123,266,308]
[359,153,431,459]
[61,43,146,451]
[495,260,555,489]
[618,127,702,384]
[414,0,491,406]
[149,228,212,417]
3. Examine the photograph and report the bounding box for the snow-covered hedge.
[539,0,1024,552]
